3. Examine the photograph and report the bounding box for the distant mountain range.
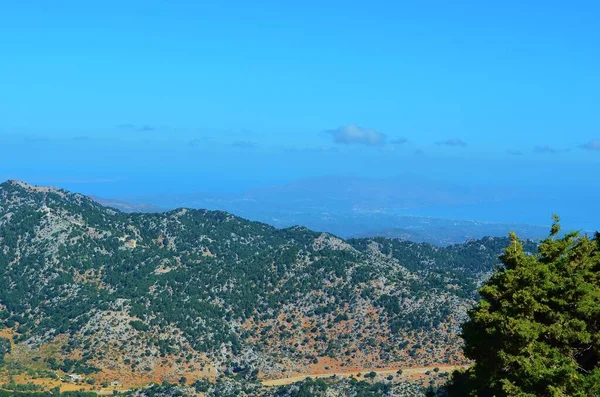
[89,195,165,213]
[120,175,515,212]
[96,176,554,246]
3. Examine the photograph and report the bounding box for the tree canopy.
[447,216,600,396]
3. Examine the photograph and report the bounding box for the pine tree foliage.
[447,216,600,396]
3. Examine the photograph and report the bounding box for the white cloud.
[326,125,386,146]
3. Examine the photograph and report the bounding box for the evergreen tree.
[447,216,600,396]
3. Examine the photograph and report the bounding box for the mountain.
[0,180,537,394]
[94,193,551,246]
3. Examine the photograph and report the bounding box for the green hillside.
[0,180,536,393]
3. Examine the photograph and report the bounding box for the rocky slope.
[0,180,537,387]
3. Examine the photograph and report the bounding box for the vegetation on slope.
[445,217,600,396]
[0,180,534,386]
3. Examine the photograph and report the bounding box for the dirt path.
[261,364,467,387]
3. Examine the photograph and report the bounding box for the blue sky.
[1,1,599,227]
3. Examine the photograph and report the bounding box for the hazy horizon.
[2,1,599,231]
